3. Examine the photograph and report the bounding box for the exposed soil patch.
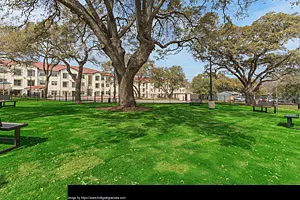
[96,106,151,112]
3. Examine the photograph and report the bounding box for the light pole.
[113,69,116,103]
[208,57,215,109]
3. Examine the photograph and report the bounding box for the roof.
[24,85,46,90]
[1,60,101,74]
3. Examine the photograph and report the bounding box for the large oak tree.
[191,12,300,105]
[1,0,257,108]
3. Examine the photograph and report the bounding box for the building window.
[106,84,110,87]
[39,71,45,76]
[101,76,105,80]
[72,82,75,88]
[39,80,46,85]
[51,91,57,95]
[27,80,35,86]
[27,70,35,77]
[81,82,85,87]
[14,69,22,76]
[14,80,22,86]
[95,91,100,96]
[52,72,58,77]
[95,76,100,81]
[101,83,104,87]
[63,73,68,79]
[95,83,100,88]
[106,91,110,95]
[82,75,85,79]
[0,78,7,82]
[63,82,68,87]
[51,81,57,86]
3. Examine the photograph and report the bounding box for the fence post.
[65,92,67,102]
[54,93,56,101]
[101,91,104,103]
[94,92,96,103]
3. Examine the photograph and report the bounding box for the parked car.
[234,96,245,102]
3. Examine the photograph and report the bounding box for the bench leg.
[253,106,255,111]
[0,102,2,108]
[14,128,21,147]
[287,118,292,128]
[265,107,267,113]
[14,101,16,107]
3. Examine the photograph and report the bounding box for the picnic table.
[252,101,277,113]
[0,95,17,108]
[190,99,202,106]
[284,114,299,128]
[0,122,28,154]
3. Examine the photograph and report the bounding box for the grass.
[1,100,300,199]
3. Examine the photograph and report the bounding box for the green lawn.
[1,101,300,199]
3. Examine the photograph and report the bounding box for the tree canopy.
[190,12,300,104]
[0,0,258,108]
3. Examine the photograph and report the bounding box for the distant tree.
[215,73,243,93]
[191,74,217,99]
[150,65,185,98]
[191,12,300,105]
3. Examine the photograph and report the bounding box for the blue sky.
[147,0,300,81]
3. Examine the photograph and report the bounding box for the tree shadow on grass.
[0,175,8,189]
[0,103,83,122]
[0,135,48,151]
[94,104,256,150]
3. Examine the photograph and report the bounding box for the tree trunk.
[75,78,82,103]
[43,76,50,99]
[118,74,136,108]
[244,90,255,105]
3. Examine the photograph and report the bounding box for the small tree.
[191,74,217,99]
[150,65,185,98]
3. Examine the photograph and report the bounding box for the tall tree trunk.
[244,89,255,105]
[43,76,50,99]
[74,66,83,104]
[75,78,82,103]
[118,73,136,108]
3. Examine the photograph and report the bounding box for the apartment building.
[0,60,190,100]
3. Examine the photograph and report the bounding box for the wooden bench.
[252,101,277,113]
[0,121,28,154]
[0,95,17,108]
[190,99,202,106]
[284,114,299,128]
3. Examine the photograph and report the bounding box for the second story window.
[95,83,100,88]
[63,82,68,87]
[14,79,22,86]
[63,73,68,79]
[52,72,58,77]
[51,81,57,86]
[95,76,100,81]
[27,80,35,86]
[72,82,75,88]
[106,83,110,87]
[39,80,45,85]
[82,75,85,79]
[27,70,35,77]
